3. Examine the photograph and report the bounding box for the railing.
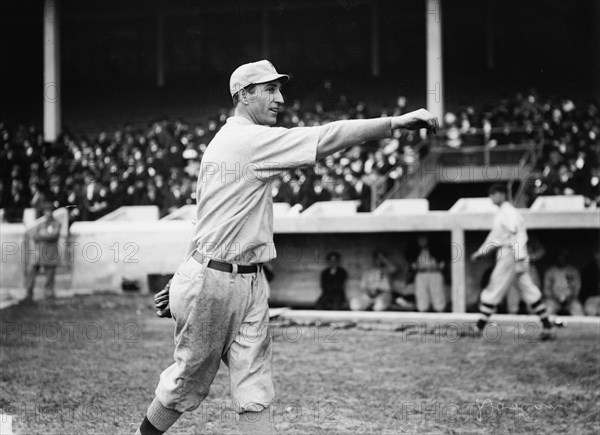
[369,126,544,210]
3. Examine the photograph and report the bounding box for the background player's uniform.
[475,202,551,325]
[544,264,583,315]
[24,215,61,300]
[414,248,445,312]
[351,267,393,311]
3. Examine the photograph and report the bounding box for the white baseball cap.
[229,60,289,97]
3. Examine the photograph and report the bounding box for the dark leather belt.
[416,267,441,272]
[192,251,260,274]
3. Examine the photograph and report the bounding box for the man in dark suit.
[314,251,348,310]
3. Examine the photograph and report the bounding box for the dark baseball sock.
[137,397,182,435]
[476,318,488,331]
[530,298,553,329]
[540,317,553,329]
[138,416,163,435]
[477,302,495,331]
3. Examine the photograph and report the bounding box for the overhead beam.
[156,0,165,87]
[426,0,444,124]
[370,0,380,77]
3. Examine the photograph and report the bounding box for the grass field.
[1,294,598,434]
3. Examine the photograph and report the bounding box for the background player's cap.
[488,183,508,195]
[229,60,289,97]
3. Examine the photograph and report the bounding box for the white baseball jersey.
[192,116,391,264]
[477,202,529,261]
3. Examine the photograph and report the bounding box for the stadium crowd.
[1,88,599,223]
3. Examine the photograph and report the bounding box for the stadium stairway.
[379,143,536,206]
[386,150,440,201]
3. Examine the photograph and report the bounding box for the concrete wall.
[69,221,191,292]
[1,224,27,289]
[1,221,192,293]
[2,199,598,312]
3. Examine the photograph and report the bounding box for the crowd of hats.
[438,92,600,206]
[1,89,598,222]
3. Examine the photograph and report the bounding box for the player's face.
[243,81,284,126]
[489,192,505,206]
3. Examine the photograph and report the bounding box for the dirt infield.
[1,294,598,434]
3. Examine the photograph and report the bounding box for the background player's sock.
[540,317,553,329]
[530,298,553,329]
[476,318,488,331]
[476,302,495,331]
[138,397,182,435]
[239,407,275,434]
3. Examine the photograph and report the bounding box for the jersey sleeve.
[249,125,320,180]
[502,207,520,234]
[316,118,392,154]
[476,214,503,254]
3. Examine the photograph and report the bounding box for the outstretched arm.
[316,109,438,160]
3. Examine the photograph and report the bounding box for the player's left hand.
[154,279,172,318]
[400,108,439,133]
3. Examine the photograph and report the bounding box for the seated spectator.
[271,176,294,204]
[388,251,415,311]
[580,251,600,316]
[314,251,348,310]
[549,164,577,195]
[544,250,584,316]
[298,172,332,209]
[350,250,396,312]
[406,235,446,312]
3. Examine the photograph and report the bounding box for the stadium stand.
[1,90,599,225]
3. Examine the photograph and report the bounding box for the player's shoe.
[539,327,556,341]
[553,318,566,328]
[462,323,484,339]
[394,297,414,310]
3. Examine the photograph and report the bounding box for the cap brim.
[254,73,290,85]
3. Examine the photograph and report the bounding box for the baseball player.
[23,202,61,303]
[411,235,446,313]
[137,59,438,435]
[471,184,555,339]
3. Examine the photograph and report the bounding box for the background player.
[23,202,61,303]
[471,184,555,339]
[140,59,438,435]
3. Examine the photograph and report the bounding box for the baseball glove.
[154,279,172,318]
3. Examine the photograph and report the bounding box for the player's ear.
[239,88,251,105]
[240,85,260,105]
